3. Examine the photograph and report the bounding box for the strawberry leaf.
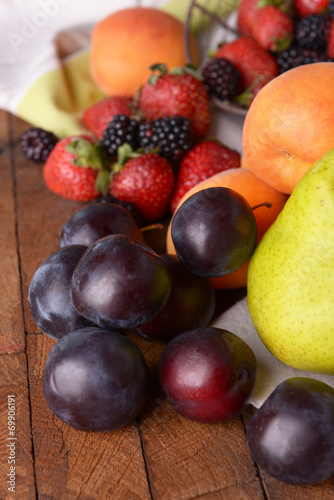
[67,139,107,170]
[95,169,110,195]
[148,63,168,85]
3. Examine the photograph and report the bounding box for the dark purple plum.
[28,245,93,339]
[171,187,257,277]
[59,202,145,248]
[246,377,334,485]
[71,234,171,330]
[43,327,150,432]
[159,327,256,423]
[134,254,216,342]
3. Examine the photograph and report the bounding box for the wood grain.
[0,111,26,353]
[0,353,36,499]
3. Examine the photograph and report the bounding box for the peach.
[242,62,334,194]
[166,168,288,289]
[90,7,199,96]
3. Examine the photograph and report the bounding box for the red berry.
[252,6,295,52]
[215,36,279,92]
[82,96,133,139]
[327,20,334,57]
[43,136,101,202]
[170,140,241,213]
[294,0,329,17]
[237,0,259,36]
[138,65,210,139]
[110,153,175,222]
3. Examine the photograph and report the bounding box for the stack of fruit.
[21,61,243,225]
[21,5,334,488]
[201,0,334,107]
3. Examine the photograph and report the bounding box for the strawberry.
[294,0,328,17]
[43,135,110,202]
[237,0,295,36]
[252,6,295,52]
[327,20,334,58]
[170,140,241,213]
[82,96,133,139]
[235,74,273,108]
[110,145,175,222]
[138,64,210,139]
[237,0,260,36]
[215,37,279,92]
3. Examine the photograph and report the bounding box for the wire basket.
[184,0,247,116]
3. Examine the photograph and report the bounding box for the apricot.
[166,168,288,289]
[90,7,199,96]
[243,62,334,194]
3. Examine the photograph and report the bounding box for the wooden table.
[1,109,333,500]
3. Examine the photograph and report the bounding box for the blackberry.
[20,127,58,162]
[138,116,193,163]
[276,44,332,73]
[275,45,301,73]
[329,0,334,19]
[102,115,139,157]
[295,14,331,50]
[201,57,241,101]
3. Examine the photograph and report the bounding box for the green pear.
[247,149,334,375]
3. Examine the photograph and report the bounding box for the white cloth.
[212,297,334,408]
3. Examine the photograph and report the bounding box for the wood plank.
[130,334,265,500]
[0,111,25,353]
[0,352,36,499]
[10,115,85,334]
[26,333,151,499]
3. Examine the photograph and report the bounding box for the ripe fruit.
[167,168,288,289]
[171,187,257,278]
[59,202,145,248]
[236,0,259,37]
[89,7,198,96]
[71,234,171,330]
[134,254,216,343]
[242,62,334,194]
[110,149,175,222]
[20,127,58,162]
[43,327,150,432]
[295,0,329,17]
[247,151,334,374]
[295,13,331,50]
[246,377,334,485]
[159,327,257,423]
[138,115,193,164]
[102,115,140,157]
[82,96,133,139]
[252,5,295,53]
[43,135,103,202]
[138,64,210,139]
[214,36,279,93]
[201,57,241,101]
[170,140,241,213]
[28,245,93,339]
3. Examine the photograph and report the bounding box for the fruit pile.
[21,4,334,488]
[28,195,257,431]
[21,63,241,223]
[201,0,334,107]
